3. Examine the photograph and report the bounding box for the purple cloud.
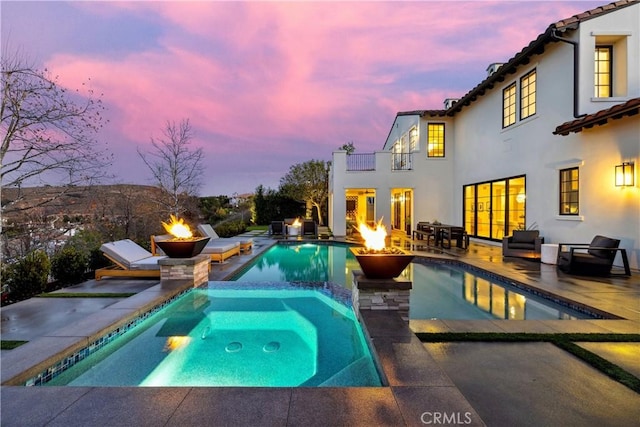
[1,1,604,195]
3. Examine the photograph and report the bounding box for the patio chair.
[96,239,166,280]
[441,227,469,250]
[557,235,631,276]
[197,224,253,252]
[302,219,318,236]
[412,223,437,246]
[269,221,285,236]
[502,230,544,259]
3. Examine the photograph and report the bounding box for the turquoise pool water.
[233,242,360,287]
[44,286,381,387]
[232,243,594,320]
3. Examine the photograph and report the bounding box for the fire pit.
[156,237,210,258]
[155,215,210,258]
[350,219,414,279]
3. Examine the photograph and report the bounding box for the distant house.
[329,0,639,270]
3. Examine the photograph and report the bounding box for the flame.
[358,218,387,251]
[292,218,302,227]
[162,214,193,239]
[164,336,191,352]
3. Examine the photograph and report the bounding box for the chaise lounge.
[557,235,631,276]
[96,239,166,280]
[197,224,253,252]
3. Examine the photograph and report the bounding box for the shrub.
[215,220,248,237]
[4,250,51,300]
[66,229,110,271]
[51,246,88,285]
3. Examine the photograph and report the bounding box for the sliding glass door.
[464,176,526,241]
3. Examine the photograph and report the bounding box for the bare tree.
[1,52,111,209]
[137,119,204,216]
[1,50,111,260]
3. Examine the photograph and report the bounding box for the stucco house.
[328,0,639,270]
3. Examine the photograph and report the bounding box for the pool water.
[233,243,594,320]
[233,243,360,287]
[45,287,381,387]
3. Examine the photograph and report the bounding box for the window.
[409,127,418,152]
[520,70,536,119]
[559,168,579,215]
[503,83,516,128]
[426,123,445,157]
[594,46,612,97]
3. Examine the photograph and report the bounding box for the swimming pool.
[232,242,596,320]
[232,242,360,287]
[42,285,381,387]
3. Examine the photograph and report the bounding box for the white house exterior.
[328,0,640,270]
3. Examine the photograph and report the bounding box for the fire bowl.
[156,237,210,258]
[350,247,414,280]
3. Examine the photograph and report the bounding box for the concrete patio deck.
[1,232,638,426]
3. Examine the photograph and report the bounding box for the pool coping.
[2,247,630,387]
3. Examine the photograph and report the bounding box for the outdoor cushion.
[508,242,535,250]
[198,224,220,239]
[129,257,164,270]
[512,230,539,244]
[587,235,620,259]
[201,240,240,254]
[197,224,253,246]
[100,239,157,268]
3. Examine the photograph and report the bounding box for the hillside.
[1,184,164,221]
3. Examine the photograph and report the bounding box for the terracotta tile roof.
[553,97,640,135]
[554,0,636,30]
[445,0,639,116]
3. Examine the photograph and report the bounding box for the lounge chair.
[152,234,240,263]
[502,230,544,259]
[557,235,631,276]
[269,221,285,236]
[302,219,318,236]
[96,239,166,280]
[197,224,253,252]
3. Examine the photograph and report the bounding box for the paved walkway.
[1,232,639,426]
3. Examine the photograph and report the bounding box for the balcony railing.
[346,153,376,171]
[392,153,413,171]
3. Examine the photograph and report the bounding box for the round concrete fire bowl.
[350,247,414,280]
[156,237,210,258]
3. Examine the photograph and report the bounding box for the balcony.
[343,152,413,172]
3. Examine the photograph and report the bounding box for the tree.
[1,53,111,204]
[279,160,329,225]
[138,118,204,216]
[1,51,111,261]
[338,141,356,154]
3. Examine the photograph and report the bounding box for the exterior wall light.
[615,162,634,187]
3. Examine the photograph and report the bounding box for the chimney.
[486,63,504,77]
[444,98,459,109]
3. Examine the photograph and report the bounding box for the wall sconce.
[615,162,634,186]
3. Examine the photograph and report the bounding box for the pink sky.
[1,1,604,196]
